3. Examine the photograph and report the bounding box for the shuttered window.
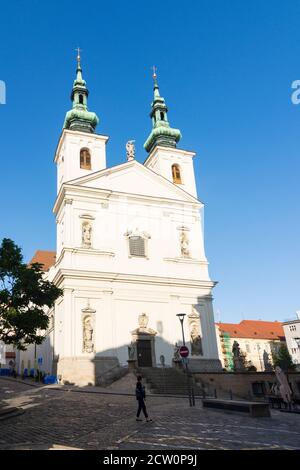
[129,236,145,257]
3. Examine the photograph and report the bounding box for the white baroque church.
[21,57,221,385]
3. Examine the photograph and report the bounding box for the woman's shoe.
[146,418,153,422]
[136,418,142,421]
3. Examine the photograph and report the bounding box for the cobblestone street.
[1,377,300,450]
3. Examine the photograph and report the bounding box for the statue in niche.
[82,221,92,248]
[128,342,136,360]
[180,230,190,257]
[126,140,135,161]
[83,316,94,353]
[190,322,203,356]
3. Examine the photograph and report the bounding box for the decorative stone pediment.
[67,160,199,204]
[131,313,157,336]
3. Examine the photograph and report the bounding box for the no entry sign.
[179,346,189,358]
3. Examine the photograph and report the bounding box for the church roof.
[29,250,56,271]
[216,320,285,341]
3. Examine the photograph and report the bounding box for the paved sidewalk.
[1,377,300,450]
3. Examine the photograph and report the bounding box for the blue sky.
[0,0,299,323]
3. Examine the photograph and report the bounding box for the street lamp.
[176,313,194,407]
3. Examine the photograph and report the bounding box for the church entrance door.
[137,340,152,367]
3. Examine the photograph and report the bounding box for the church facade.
[22,57,221,385]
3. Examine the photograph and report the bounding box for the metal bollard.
[191,387,195,406]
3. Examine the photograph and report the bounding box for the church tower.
[54,50,108,192]
[144,69,197,198]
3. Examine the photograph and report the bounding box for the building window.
[246,343,251,353]
[80,148,91,170]
[160,111,164,121]
[79,94,84,105]
[129,236,146,257]
[172,164,182,184]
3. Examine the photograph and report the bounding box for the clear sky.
[0,0,299,324]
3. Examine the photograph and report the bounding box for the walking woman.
[135,375,152,422]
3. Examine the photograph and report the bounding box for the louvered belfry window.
[129,236,145,257]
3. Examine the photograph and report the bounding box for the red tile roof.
[216,320,285,340]
[29,250,56,271]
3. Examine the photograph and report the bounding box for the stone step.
[138,367,203,396]
[0,407,24,421]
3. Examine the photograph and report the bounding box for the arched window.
[160,111,164,121]
[129,236,145,257]
[79,94,84,105]
[80,148,91,170]
[172,164,182,184]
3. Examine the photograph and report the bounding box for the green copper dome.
[144,72,181,153]
[63,54,99,133]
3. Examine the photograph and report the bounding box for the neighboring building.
[282,311,300,368]
[0,343,17,369]
[19,57,221,385]
[215,320,286,371]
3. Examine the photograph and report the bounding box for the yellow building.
[215,320,286,371]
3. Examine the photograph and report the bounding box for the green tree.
[0,238,62,350]
[272,345,296,372]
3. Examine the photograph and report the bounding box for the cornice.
[56,247,115,266]
[53,268,217,290]
[53,183,202,215]
[163,257,208,265]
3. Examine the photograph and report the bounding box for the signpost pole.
[176,314,194,407]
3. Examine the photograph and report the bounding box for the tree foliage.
[0,238,62,350]
[272,345,296,372]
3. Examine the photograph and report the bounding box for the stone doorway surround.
[130,313,157,367]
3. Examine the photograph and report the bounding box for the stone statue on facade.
[190,323,203,356]
[138,313,149,330]
[180,230,190,257]
[126,140,135,161]
[83,316,94,353]
[82,221,92,248]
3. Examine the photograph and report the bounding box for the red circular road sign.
[179,346,189,358]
